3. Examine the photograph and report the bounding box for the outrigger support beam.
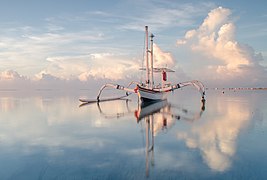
[175,80,205,100]
[95,80,205,102]
[162,80,205,101]
[96,83,136,102]
[126,81,140,88]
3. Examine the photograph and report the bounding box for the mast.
[150,33,154,89]
[145,26,150,88]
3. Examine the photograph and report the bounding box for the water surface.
[0,90,266,179]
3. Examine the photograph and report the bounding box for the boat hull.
[137,85,168,102]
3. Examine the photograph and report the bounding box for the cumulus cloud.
[153,44,175,68]
[78,53,140,81]
[140,43,189,83]
[177,7,267,87]
[34,43,178,83]
[35,53,141,82]
[0,70,31,90]
[0,70,28,81]
[34,55,90,81]
[0,42,186,90]
[0,69,86,90]
[0,53,142,89]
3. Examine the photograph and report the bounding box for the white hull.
[138,85,168,102]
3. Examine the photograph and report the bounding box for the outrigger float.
[79,26,205,104]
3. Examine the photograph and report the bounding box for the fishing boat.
[79,26,205,104]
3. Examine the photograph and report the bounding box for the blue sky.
[0,0,266,88]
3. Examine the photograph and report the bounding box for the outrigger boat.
[79,26,205,104]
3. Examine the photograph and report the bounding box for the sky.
[0,0,267,89]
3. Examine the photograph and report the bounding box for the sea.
[0,89,266,179]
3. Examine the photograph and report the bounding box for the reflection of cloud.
[0,97,17,112]
[153,113,176,136]
[177,98,251,172]
[0,96,114,155]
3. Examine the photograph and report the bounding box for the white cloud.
[0,27,106,77]
[0,69,87,90]
[35,55,90,81]
[77,53,140,81]
[1,5,266,88]
[176,7,267,87]
[0,41,186,89]
[0,70,27,81]
[34,44,177,82]
[200,7,231,33]
[0,70,33,90]
[39,53,121,81]
[153,44,175,68]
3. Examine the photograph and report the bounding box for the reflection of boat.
[79,98,129,108]
[136,100,205,177]
[79,95,129,104]
[80,97,205,127]
[79,98,205,177]
[135,100,169,121]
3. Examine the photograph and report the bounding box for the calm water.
[0,89,267,179]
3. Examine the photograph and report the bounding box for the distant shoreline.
[206,87,267,90]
